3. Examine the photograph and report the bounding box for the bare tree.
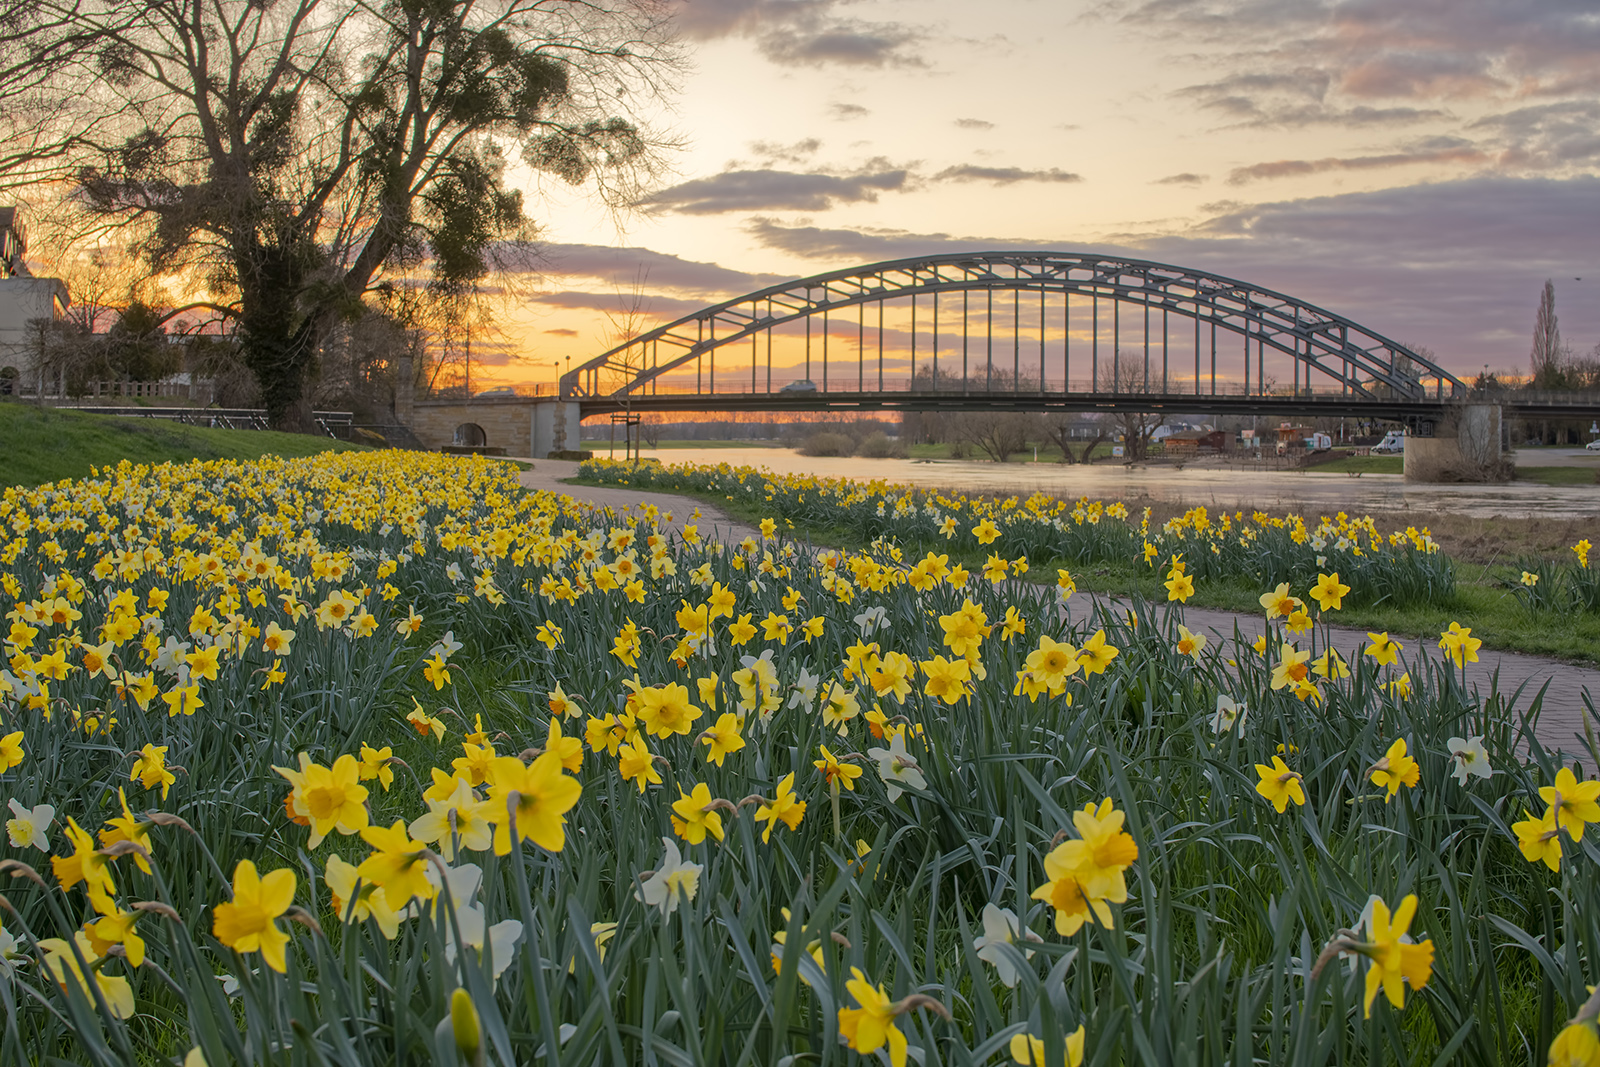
[950,412,1032,463]
[1,0,681,426]
[1104,351,1166,461]
[1041,417,1104,464]
[1531,279,1563,387]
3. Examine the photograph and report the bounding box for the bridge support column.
[531,400,581,458]
[1403,404,1507,483]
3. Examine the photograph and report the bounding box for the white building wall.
[0,277,68,373]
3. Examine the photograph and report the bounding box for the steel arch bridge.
[561,251,1467,417]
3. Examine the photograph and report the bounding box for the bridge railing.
[571,376,1455,401]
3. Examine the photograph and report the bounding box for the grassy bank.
[0,401,358,487]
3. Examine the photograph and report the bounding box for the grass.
[0,400,358,487]
[1307,454,1403,475]
[1517,465,1599,485]
[1068,560,1600,664]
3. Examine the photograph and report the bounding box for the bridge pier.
[531,399,581,458]
[1403,404,1507,482]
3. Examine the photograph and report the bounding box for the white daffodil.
[152,636,192,673]
[636,837,703,916]
[1447,736,1493,785]
[0,922,19,976]
[6,799,54,852]
[853,606,888,637]
[972,903,1040,987]
[788,667,820,712]
[866,733,926,801]
[430,630,464,658]
[409,781,493,861]
[444,562,465,582]
[443,904,523,981]
[1210,695,1247,737]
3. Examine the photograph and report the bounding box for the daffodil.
[1254,756,1305,812]
[1010,1028,1086,1067]
[754,772,806,842]
[38,933,135,1018]
[1447,736,1492,785]
[1359,894,1434,1018]
[1540,767,1600,839]
[973,903,1038,987]
[636,837,702,915]
[838,968,909,1067]
[867,733,926,801]
[1513,806,1563,871]
[357,820,437,909]
[699,711,746,766]
[1368,738,1420,802]
[6,798,53,851]
[1309,571,1349,612]
[484,751,582,854]
[275,753,370,848]
[671,782,728,844]
[212,859,296,973]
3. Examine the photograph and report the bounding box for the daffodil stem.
[831,778,841,841]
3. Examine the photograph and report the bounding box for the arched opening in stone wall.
[453,423,487,447]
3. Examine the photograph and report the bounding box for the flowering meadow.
[577,458,1458,612]
[0,451,1597,1066]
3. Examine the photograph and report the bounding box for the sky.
[483,0,1600,390]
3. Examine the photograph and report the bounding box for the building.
[0,208,69,377]
[1162,429,1229,455]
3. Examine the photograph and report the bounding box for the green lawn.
[0,401,359,487]
[1307,454,1404,474]
[1516,465,1598,485]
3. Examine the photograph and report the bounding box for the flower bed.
[0,452,1594,1064]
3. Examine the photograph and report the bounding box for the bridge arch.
[561,251,1463,406]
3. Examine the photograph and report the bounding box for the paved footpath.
[519,461,1599,757]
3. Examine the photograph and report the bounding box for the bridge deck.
[574,388,1600,420]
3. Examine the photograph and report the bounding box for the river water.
[602,446,1600,518]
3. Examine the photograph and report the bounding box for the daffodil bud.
[450,987,481,1059]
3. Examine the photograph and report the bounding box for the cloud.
[1227,139,1490,183]
[1470,101,1600,169]
[1155,172,1208,185]
[667,0,926,68]
[538,243,786,295]
[830,102,870,120]
[760,22,926,67]
[529,291,712,321]
[637,166,910,214]
[746,217,1061,262]
[954,118,995,130]
[748,138,823,166]
[746,176,1600,369]
[933,165,1082,185]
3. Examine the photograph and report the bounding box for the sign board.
[1111,445,1125,458]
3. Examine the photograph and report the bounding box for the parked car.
[1372,431,1405,455]
[779,379,817,393]
[1586,438,1600,451]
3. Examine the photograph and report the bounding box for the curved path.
[519,461,1599,757]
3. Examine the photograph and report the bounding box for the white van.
[1372,430,1405,455]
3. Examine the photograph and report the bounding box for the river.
[592,446,1600,518]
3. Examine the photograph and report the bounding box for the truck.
[1371,430,1405,455]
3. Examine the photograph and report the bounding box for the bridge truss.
[561,252,1466,415]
